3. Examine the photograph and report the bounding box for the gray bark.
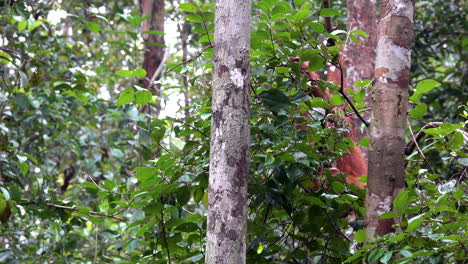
[206,0,251,263]
[366,0,415,239]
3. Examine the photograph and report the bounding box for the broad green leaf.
[368,248,385,263]
[179,3,199,12]
[320,8,340,17]
[380,251,393,264]
[330,95,344,105]
[133,68,147,78]
[307,55,325,71]
[358,138,369,147]
[308,22,324,33]
[378,211,397,219]
[116,70,134,77]
[143,30,164,35]
[393,189,410,214]
[186,14,203,23]
[257,243,264,254]
[331,181,345,193]
[259,89,290,112]
[117,88,135,106]
[85,22,100,33]
[407,214,425,232]
[176,185,191,206]
[18,19,27,31]
[409,103,427,119]
[354,230,366,243]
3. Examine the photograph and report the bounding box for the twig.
[46,203,125,221]
[407,120,435,174]
[336,63,370,127]
[404,121,468,155]
[404,122,442,155]
[145,49,169,88]
[165,45,212,74]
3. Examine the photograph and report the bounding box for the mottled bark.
[366,0,415,239]
[206,0,251,263]
[343,0,377,160]
[140,0,165,116]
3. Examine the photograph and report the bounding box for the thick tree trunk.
[343,0,377,160]
[366,0,415,239]
[206,0,251,263]
[140,0,165,116]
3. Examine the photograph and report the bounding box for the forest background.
[0,0,466,263]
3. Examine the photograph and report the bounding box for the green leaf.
[380,251,393,264]
[307,55,325,71]
[393,189,410,214]
[179,3,199,12]
[320,8,340,17]
[355,230,366,243]
[176,185,191,206]
[409,103,427,119]
[368,248,385,263]
[186,14,203,23]
[133,68,147,78]
[330,95,344,105]
[85,22,100,33]
[117,88,135,106]
[257,243,264,254]
[331,181,345,193]
[351,29,368,38]
[0,51,12,64]
[410,79,440,102]
[379,211,397,219]
[308,22,324,33]
[18,19,27,31]
[135,90,152,106]
[407,213,424,232]
[259,89,290,112]
[357,138,369,147]
[143,30,164,35]
[103,180,117,191]
[176,222,199,232]
[116,70,134,77]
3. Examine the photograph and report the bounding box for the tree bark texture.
[366,0,415,239]
[140,0,165,116]
[206,0,251,263]
[343,0,377,160]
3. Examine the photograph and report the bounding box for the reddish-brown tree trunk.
[342,0,377,160]
[140,0,165,116]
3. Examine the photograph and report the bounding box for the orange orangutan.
[301,62,367,189]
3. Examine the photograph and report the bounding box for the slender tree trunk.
[140,0,165,116]
[366,0,415,239]
[206,0,251,262]
[179,17,191,124]
[343,0,377,160]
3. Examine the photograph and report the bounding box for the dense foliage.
[0,0,465,263]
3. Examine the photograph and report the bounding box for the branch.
[336,63,370,127]
[46,203,126,221]
[165,45,212,74]
[405,121,468,155]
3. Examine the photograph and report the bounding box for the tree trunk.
[206,0,251,263]
[366,0,415,239]
[343,0,377,160]
[140,0,165,116]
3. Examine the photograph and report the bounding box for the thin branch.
[407,120,435,174]
[165,45,212,74]
[45,203,125,221]
[336,63,370,127]
[404,121,468,155]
